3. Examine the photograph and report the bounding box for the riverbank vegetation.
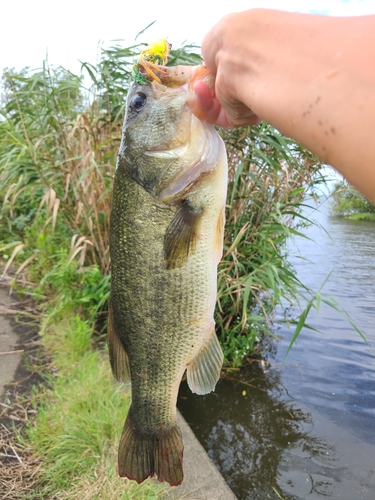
[330,180,375,221]
[0,42,327,365]
[0,273,166,498]
[0,41,328,496]
[28,316,167,499]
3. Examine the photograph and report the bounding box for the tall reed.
[0,42,325,364]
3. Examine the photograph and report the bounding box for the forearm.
[203,10,375,201]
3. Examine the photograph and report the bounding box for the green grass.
[345,212,375,222]
[23,315,167,499]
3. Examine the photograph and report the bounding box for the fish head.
[118,66,220,201]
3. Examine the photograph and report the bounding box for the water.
[178,199,375,499]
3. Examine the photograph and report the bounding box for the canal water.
[178,199,375,499]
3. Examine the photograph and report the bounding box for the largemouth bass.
[108,65,227,486]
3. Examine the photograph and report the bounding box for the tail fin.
[118,410,184,486]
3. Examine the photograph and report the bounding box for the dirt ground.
[0,282,43,499]
[0,283,41,401]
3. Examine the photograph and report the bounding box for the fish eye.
[130,92,147,111]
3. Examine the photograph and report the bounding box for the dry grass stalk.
[56,113,122,274]
[215,127,322,343]
[0,400,43,499]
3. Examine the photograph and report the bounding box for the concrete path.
[0,285,237,499]
[0,286,22,399]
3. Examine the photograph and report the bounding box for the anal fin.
[164,200,202,270]
[107,301,131,383]
[187,327,223,395]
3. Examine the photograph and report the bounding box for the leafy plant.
[0,41,327,365]
[215,124,324,364]
[330,179,375,216]
[0,65,117,274]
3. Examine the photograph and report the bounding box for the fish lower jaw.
[145,142,189,158]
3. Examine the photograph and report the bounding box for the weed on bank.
[23,315,166,499]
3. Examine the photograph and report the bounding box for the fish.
[108,64,227,486]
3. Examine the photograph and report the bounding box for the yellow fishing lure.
[133,38,172,85]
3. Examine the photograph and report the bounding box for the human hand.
[193,80,260,128]
[194,12,262,128]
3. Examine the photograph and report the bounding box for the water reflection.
[178,201,375,499]
[178,359,338,499]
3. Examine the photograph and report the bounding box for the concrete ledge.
[165,411,237,499]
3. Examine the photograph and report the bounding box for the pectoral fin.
[164,200,203,270]
[107,301,131,383]
[186,327,223,395]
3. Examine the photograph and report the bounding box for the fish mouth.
[141,65,215,109]
[155,65,215,91]
[145,142,190,159]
